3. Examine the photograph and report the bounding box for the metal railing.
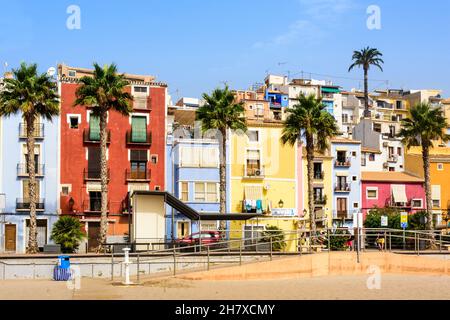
[83,128,111,143]
[16,198,45,210]
[335,183,351,192]
[125,169,151,182]
[83,168,110,181]
[126,130,152,145]
[17,163,45,177]
[19,123,44,139]
[334,158,351,167]
[82,199,110,213]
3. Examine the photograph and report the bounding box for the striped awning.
[245,186,263,200]
[392,185,407,203]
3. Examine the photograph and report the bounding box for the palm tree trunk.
[422,144,434,233]
[363,67,370,118]
[306,133,317,244]
[97,111,109,253]
[26,115,39,254]
[219,127,227,232]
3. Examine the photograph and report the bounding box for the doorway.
[177,221,190,239]
[336,198,348,218]
[5,224,16,252]
[88,222,101,252]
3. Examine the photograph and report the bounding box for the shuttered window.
[89,115,100,141]
[131,116,147,142]
[130,150,148,162]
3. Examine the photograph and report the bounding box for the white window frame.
[179,181,189,202]
[245,147,263,176]
[247,129,261,144]
[193,182,219,203]
[68,70,77,77]
[411,199,423,209]
[437,163,444,171]
[131,85,150,96]
[366,187,378,200]
[67,114,81,128]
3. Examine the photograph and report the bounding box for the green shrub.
[260,225,286,251]
[51,216,86,253]
[324,229,351,251]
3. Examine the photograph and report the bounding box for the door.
[5,224,16,252]
[337,198,348,218]
[25,219,48,250]
[88,222,101,252]
[177,221,190,239]
[87,147,101,179]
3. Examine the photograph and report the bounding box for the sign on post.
[400,212,408,229]
[381,215,388,227]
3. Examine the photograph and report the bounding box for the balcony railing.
[335,158,351,167]
[126,130,152,145]
[314,196,327,205]
[83,128,111,144]
[314,171,324,180]
[83,168,110,181]
[387,155,399,163]
[244,166,265,179]
[82,199,110,213]
[19,123,44,139]
[125,169,151,182]
[335,183,351,192]
[133,96,152,111]
[16,198,45,211]
[332,210,356,220]
[17,163,45,177]
[386,198,411,208]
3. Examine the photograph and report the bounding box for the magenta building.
[361,172,426,217]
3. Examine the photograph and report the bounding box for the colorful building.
[0,72,59,253]
[165,105,220,240]
[57,64,167,252]
[331,138,362,228]
[361,172,426,217]
[228,89,300,251]
[405,147,450,227]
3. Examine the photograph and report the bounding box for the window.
[61,185,71,196]
[89,191,102,212]
[369,153,376,161]
[246,150,261,176]
[180,182,188,201]
[397,147,402,156]
[68,70,76,77]
[352,176,358,182]
[433,200,441,208]
[154,186,161,191]
[388,147,395,158]
[151,155,158,164]
[373,123,381,133]
[367,188,378,199]
[336,151,347,163]
[437,163,444,171]
[194,182,218,202]
[353,202,359,209]
[70,116,79,129]
[89,114,100,141]
[247,130,259,143]
[313,163,323,179]
[412,199,423,209]
[352,151,357,157]
[342,114,349,124]
[131,116,148,143]
[133,86,148,93]
[255,104,264,117]
[396,101,403,109]
[389,167,395,172]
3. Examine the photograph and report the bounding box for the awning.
[245,186,263,200]
[392,185,407,203]
[321,87,341,93]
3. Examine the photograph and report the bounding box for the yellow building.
[405,147,450,228]
[228,91,300,252]
[301,149,334,229]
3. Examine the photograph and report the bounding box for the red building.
[58,64,167,251]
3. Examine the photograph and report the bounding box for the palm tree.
[398,103,450,233]
[196,86,247,231]
[348,47,384,118]
[281,94,339,241]
[74,63,132,252]
[0,62,59,253]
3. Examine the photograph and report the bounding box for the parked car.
[175,231,222,251]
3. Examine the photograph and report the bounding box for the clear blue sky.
[1,0,449,100]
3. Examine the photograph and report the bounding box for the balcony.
[82,199,110,214]
[83,128,111,144]
[335,183,351,192]
[16,198,45,211]
[243,166,265,179]
[382,133,398,140]
[332,210,355,220]
[314,171,324,180]
[386,198,411,209]
[387,155,399,163]
[19,123,44,139]
[17,163,45,177]
[126,130,152,146]
[83,169,110,182]
[314,196,327,205]
[133,96,152,111]
[125,169,151,182]
[334,158,351,168]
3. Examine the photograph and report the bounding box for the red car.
[175,231,222,250]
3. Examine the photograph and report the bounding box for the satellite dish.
[47,67,56,77]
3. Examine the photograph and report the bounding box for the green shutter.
[132,116,147,142]
[89,115,100,141]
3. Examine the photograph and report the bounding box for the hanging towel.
[256,200,263,214]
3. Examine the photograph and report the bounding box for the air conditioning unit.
[383,142,389,148]
[383,162,389,168]
[255,170,262,176]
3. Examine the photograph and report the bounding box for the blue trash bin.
[53,266,72,281]
[58,255,70,269]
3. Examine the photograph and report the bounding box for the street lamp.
[278,199,284,208]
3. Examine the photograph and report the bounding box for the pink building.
[362,172,425,217]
